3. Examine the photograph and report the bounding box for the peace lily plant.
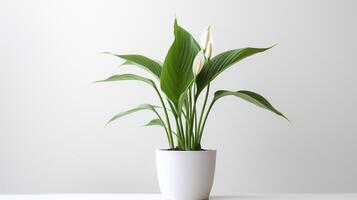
[96,18,288,200]
[96,19,288,151]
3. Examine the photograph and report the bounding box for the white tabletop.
[0,194,356,200]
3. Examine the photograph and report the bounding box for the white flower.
[200,25,212,50]
[192,50,205,76]
[205,41,212,59]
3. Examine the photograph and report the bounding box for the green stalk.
[198,99,215,144]
[177,114,185,149]
[191,104,197,150]
[193,109,197,149]
[154,86,174,148]
[174,116,183,148]
[195,59,211,147]
[193,84,199,148]
[190,86,197,150]
[167,99,184,149]
[189,85,197,150]
[186,88,193,150]
[185,111,189,150]
[170,98,185,150]
[197,84,210,140]
[152,109,172,146]
[182,109,187,118]
[178,114,186,150]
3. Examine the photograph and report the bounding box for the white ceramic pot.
[156,149,216,200]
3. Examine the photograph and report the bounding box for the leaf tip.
[174,17,178,28]
[278,112,291,123]
[268,44,278,49]
[105,119,113,126]
[284,115,292,124]
[92,80,102,84]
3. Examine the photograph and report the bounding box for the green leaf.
[160,19,200,107]
[107,104,159,125]
[104,52,162,79]
[143,118,177,136]
[196,47,272,95]
[94,73,154,87]
[177,80,193,115]
[214,90,288,121]
[120,60,135,66]
[143,118,164,127]
[155,60,163,66]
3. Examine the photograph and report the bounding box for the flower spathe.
[205,41,212,59]
[200,25,211,50]
[192,50,205,76]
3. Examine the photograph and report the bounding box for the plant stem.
[152,109,172,146]
[154,86,174,148]
[198,99,215,144]
[185,112,189,150]
[173,117,183,147]
[191,85,198,150]
[178,114,186,150]
[196,84,210,143]
[193,106,197,149]
[167,99,184,148]
[194,58,211,148]
[186,88,193,150]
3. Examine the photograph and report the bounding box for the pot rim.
[156,149,216,153]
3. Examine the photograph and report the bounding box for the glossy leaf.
[196,47,272,95]
[160,19,200,107]
[177,84,192,115]
[107,104,159,125]
[104,52,162,79]
[121,60,135,66]
[143,118,164,127]
[94,73,154,87]
[214,90,288,120]
[144,119,178,136]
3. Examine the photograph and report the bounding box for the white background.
[0,0,356,194]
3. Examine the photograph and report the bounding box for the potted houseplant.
[96,19,288,200]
